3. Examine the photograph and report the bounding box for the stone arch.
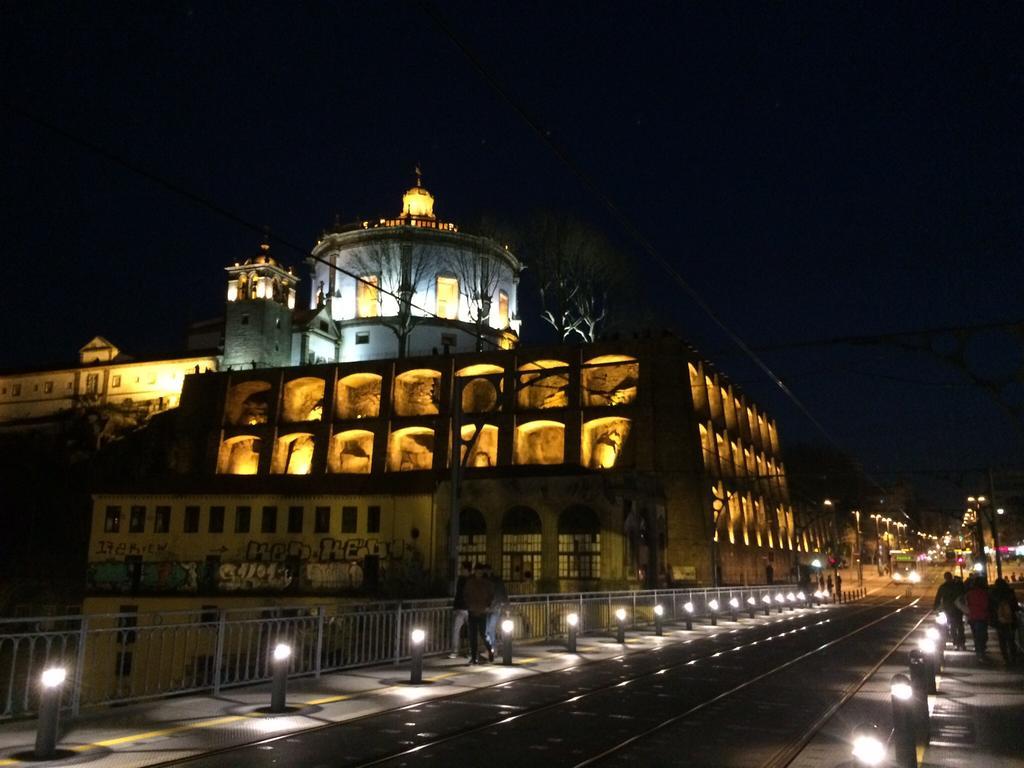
[581,355,638,407]
[328,429,374,473]
[514,420,564,465]
[394,369,441,416]
[387,426,435,471]
[225,380,272,426]
[281,377,325,422]
[271,432,316,474]
[336,372,382,419]
[216,435,262,474]
[517,359,569,410]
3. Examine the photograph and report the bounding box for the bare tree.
[524,212,624,343]
[446,248,501,351]
[348,238,437,357]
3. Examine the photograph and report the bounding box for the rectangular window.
[43,381,54,394]
[154,505,171,533]
[12,384,21,396]
[357,275,379,318]
[86,373,99,394]
[184,506,200,533]
[355,331,370,345]
[129,505,145,533]
[288,506,303,533]
[111,375,121,388]
[498,290,509,327]
[341,506,357,533]
[104,506,121,533]
[436,276,459,319]
[209,506,225,533]
[314,506,331,533]
[367,505,381,534]
[261,506,277,533]
[235,506,251,533]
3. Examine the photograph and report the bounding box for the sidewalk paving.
[4,577,1017,768]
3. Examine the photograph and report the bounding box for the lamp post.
[566,612,579,653]
[270,643,291,713]
[501,619,514,666]
[852,510,863,587]
[707,599,719,626]
[615,608,627,644]
[871,514,882,573]
[683,601,694,630]
[653,604,664,636]
[409,629,425,684]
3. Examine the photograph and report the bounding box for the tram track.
[157,595,924,768]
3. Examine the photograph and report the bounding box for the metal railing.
[0,584,792,720]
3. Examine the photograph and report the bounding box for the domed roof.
[401,166,435,219]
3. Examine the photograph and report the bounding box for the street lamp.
[852,510,863,587]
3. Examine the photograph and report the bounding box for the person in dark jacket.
[448,561,471,659]
[990,578,1020,665]
[485,565,509,651]
[964,576,991,661]
[933,571,966,650]
[462,564,495,664]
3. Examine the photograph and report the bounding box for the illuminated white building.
[308,172,522,362]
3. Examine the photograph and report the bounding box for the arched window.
[458,507,487,567]
[581,417,632,469]
[461,424,498,467]
[558,506,600,580]
[271,433,316,474]
[328,429,374,473]
[336,372,382,419]
[387,427,435,471]
[225,380,272,426]
[517,360,569,409]
[456,364,503,414]
[514,420,564,465]
[217,435,262,474]
[501,506,541,583]
[394,369,441,416]
[581,355,638,407]
[281,377,325,422]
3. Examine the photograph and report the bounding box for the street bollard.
[917,637,937,694]
[409,629,425,684]
[729,597,739,622]
[935,612,948,649]
[890,673,917,768]
[708,599,719,626]
[785,592,795,611]
[653,604,664,636]
[908,650,930,747]
[270,643,291,713]
[501,619,514,666]
[746,596,756,619]
[798,591,808,609]
[615,608,627,644]
[566,612,579,653]
[925,626,944,670]
[762,594,772,616]
[34,667,66,759]
[850,722,886,766]
[813,590,823,606]
[775,593,785,614]
[684,601,694,630]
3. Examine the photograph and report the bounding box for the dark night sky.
[3,2,1023,512]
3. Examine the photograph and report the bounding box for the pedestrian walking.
[834,572,843,601]
[818,574,825,593]
[933,571,966,650]
[963,576,991,661]
[485,565,508,654]
[826,574,833,597]
[990,578,1020,665]
[448,561,471,659]
[463,563,495,665]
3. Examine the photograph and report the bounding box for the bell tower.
[223,240,298,369]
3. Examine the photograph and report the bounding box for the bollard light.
[851,723,887,766]
[34,667,67,759]
[410,628,425,684]
[746,595,756,618]
[908,650,930,744]
[917,637,937,693]
[775,593,785,614]
[890,673,917,768]
[728,597,739,622]
[683,601,694,630]
[973,563,984,573]
[708,599,719,626]
[797,591,807,608]
[270,643,291,713]
[566,612,579,653]
[762,593,772,615]
[653,604,664,636]
[501,619,514,666]
[785,592,795,611]
[935,612,947,626]
[908,571,921,584]
[615,608,627,644]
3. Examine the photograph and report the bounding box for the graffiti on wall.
[243,537,404,562]
[87,560,198,592]
[218,562,292,592]
[94,540,168,556]
[306,561,364,590]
